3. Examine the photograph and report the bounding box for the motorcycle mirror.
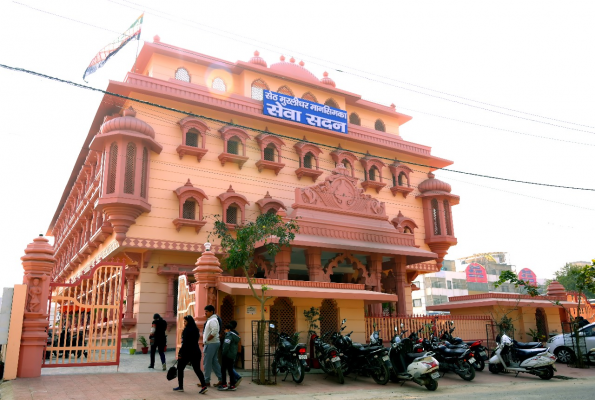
[341,318,346,325]
[269,323,275,329]
[394,326,398,332]
[400,323,404,329]
[450,321,454,326]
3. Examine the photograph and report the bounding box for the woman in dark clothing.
[149,313,167,370]
[174,315,208,394]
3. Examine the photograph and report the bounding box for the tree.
[551,263,595,299]
[494,261,595,368]
[210,211,299,383]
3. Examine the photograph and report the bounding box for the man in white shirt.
[203,305,222,386]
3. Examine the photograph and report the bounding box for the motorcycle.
[440,321,488,371]
[270,324,309,383]
[331,319,392,385]
[312,331,345,384]
[421,334,476,381]
[49,328,87,359]
[488,332,557,380]
[389,325,440,391]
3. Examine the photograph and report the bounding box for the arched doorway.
[270,297,295,335]
[220,295,235,329]
[320,299,338,336]
[535,307,548,340]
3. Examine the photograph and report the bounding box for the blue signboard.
[263,90,348,134]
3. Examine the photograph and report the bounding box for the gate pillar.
[193,243,222,330]
[17,236,55,378]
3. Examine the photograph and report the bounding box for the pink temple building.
[44,37,460,359]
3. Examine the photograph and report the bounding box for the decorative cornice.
[218,275,365,290]
[121,237,224,254]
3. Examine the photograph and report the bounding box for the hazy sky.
[1,0,593,288]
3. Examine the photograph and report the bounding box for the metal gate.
[176,274,195,356]
[43,262,125,367]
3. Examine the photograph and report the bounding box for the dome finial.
[290,56,295,63]
[153,35,160,43]
[299,60,305,66]
[280,55,285,61]
[321,71,336,87]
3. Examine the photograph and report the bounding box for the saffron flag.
[83,13,144,82]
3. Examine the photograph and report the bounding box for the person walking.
[218,322,240,391]
[203,305,223,387]
[229,320,243,386]
[173,315,208,394]
[148,313,168,370]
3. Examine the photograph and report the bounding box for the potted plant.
[129,348,136,355]
[303,307,321,368]
[138,336,149,354]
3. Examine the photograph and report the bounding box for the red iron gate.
[43,262,125,367]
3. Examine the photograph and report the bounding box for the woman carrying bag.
[173,315,208,394]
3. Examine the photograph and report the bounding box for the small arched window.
[444,200,452,236]
[107,142,118,194]
[182,199,196,220]
[175,67,190,82]
[324,98,339,109]
[398,172,407,186]
[431,198,441,235]
[124,142,136,194]
[277,85,294,96]
[264,143,276,161]
[185,129,199,147]
[349,113,361,125]
[301,92,318,103]
[251,79,269,101]
[140,147,148,198]
[342,159,352,173]
[227,136,241,155]
[404,226,412,234]
[212,77,226,91]
[303,152,314,169]
[226,204,239,224]
[369,166,378,181]
[375,119,386,132]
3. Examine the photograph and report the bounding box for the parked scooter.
[422,334,476,381]
[488,332,557,379]
[389,325,440,391]
[270,323,309,383]
[312,331,345,384]
[331,319,392,385]
[440,321,488,371]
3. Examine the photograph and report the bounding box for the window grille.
[375,119,386,132]
[270,298,295,336]
[251,79,269,101]
[431,199,441,235]
[342,159,351,173]
[324,98,339,109]
[226,206,238,224]
[175,68,190,82]
[264,145,275,161]
[220,296,235,328]
[107,142,118,194]
[227,139,239,155]
[369,167,377,181]
[266,208,277,215]
[404,226,412,234]
[277,85,293,96]
[124,142,136,194]
[444,200,452,235]
[182,199,196,220]
[301,92,317,103]
[212,77,226,91]
[413,299,422,307]
[186,131,199,147]
[140,147,148,198]
[320,299,338,336]
[398,172,406,186]
[349,113,361,125]
[303,153,313,169]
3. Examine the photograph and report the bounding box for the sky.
[0,0,594,288]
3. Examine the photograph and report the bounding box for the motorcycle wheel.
[538,366,554,380]
[291,359,305,384]
[425,378,438,391]
[489,362,503,374]
[473,359,485,371]
[390,370,400,383]
[371,359,390,385]
[336,366,345,384]
[271,360,278,377]
[458,362,475,381]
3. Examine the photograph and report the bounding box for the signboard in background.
[263,90,348,134]
[518,268,537,286]
[465,262,488,283]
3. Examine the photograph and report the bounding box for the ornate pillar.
[305,248,324,282]
[165,276,175,319]
[17,236,55,378]
[367,254,383,316]
[124,267,139,320]
[394,259,407,316]
[274,246,291,280]
[193,243,222,329]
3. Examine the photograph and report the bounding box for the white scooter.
[488,332,557,379]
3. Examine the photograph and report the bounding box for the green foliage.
[138,335,148,347]
[290,331,303,346]
[553,263,595,298]
[303,307,321,337]
[527,328,546,342]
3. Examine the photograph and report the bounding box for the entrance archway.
[535,307,548,340]
[320,299,338,336]
[270,297,295,335]
[220,295,235,329]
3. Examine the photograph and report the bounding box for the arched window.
[342,159,352,173]
[404,226,412,234]
[124,142,136,194]
[175,67,190,82]
[398,172,406,186]
[263,143,276,161]
[182,199,196,220]
[227,136,241,155]
[251,79,269,101]
[301,92,318,103]
[444,200,452,236]
[320,299,338,335]
[107,142,118,194]
[375,119,386,132]
[432,198,441,235]
[270,297,295,335]
[369,166,378,181]
[185,129,199,147]
[140,147,148,198]
[212,77,226,91]
[324,98,339,109]
[226,204,239,224]
[266,208,277,215]
[303,152,314,169]
[277,85,294,96]
[349,113,361,125]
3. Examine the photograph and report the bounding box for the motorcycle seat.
[444,342,466,349]
[437,345,466,356]
[515,348,544,360]
[514,341,541,349]
[406,352,428,361]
